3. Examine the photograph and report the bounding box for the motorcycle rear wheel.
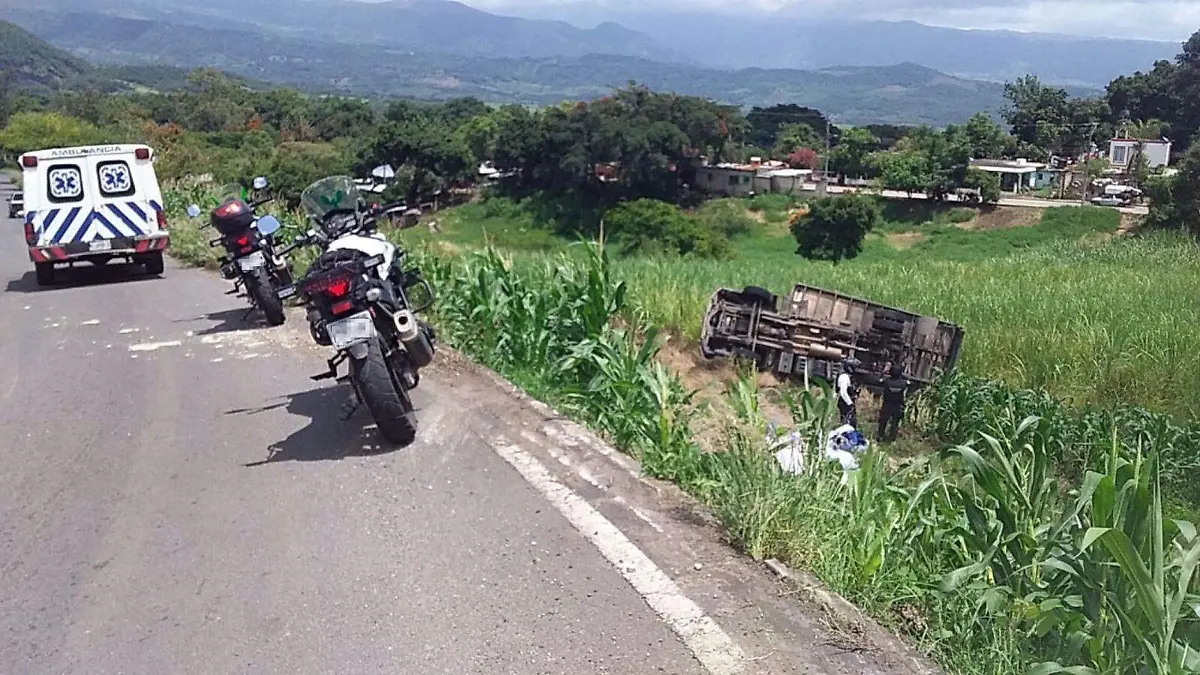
[351,337,417,446]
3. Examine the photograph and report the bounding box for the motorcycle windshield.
[300,176,359,222]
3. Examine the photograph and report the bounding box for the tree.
[365,117,472,205]
[963,168,1001,204]
[872,149,931,196]
[1002,75,1072,159]
[1145,144,1200,236]
[862,124,912,149]
[772,123,821,159]
[787,147,820,170]
[746,104,833,152]
[902,125,971,199]
[828,127,881,179]
[176,68,256,133]
[962,113,1012,159]
[1129,150,1151,188]
[269,142,353,204]
[791,194,880,263]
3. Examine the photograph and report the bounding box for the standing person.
[877,363,910,443]
[836,358,860,427]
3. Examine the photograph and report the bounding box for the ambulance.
[19,144,170,286]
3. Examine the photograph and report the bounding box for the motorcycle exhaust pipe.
[392,309,434,369]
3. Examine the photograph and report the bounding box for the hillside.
[0,20,265,95]
[2,0,688,63]
[549,12,1183,89]
[0,11,1020,125]
[6,0,1178,89]
[0,19,91,91]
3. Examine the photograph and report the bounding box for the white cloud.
[458,0,1198,42]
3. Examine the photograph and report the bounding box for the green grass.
[393,198,1194,418]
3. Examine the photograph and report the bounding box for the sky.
[454,0,1199,42]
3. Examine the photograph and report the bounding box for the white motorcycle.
[280,176,437,446]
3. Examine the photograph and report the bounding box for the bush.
[791,193,881,262]
[747,193,795,213]
[696,199,757,239]
[604,198,732,259]
[0,111,109,155]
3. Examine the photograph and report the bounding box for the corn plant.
[1030,445,1200,674]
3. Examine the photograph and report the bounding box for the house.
[969,158,1047,193]
[1108,135,1172,170]
[694,157,778,196]
[694,164,757,196]
[768,168,813,193]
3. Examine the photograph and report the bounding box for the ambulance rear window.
[97,161,136,198]
[46,164,85,204]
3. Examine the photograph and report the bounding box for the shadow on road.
[175,307,269,337]
[228,385,396,466]
[5,263,159,294]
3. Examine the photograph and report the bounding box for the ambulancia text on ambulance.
[19,144,170,286]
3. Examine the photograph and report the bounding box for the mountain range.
[2,0,1172,125]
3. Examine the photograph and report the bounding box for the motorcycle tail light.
[302,271,353,299]
[236,234,251,247]
[331,299,354,315]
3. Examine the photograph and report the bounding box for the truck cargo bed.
[699,284,964,390]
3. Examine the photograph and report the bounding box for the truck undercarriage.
[699,284,965,392]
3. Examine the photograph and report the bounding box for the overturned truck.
[699,284,965,392]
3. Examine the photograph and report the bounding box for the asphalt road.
[0,177,708,674]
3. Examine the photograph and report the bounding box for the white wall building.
[1108,136,1172,169]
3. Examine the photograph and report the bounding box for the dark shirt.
[881,375,908,408]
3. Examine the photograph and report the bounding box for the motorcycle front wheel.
[350,337,417,446]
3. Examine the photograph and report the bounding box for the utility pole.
[1080,121,1099,207]
[819,114,836,197]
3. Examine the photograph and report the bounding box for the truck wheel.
[351,337,417,446]
[246,269,286,327]
[741,285,777,311]
[143,252,164,276]
[35,263,55,286]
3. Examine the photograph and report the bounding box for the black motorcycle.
[187,177,295,326]
[278,176,437,446]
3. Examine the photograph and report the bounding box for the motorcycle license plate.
[237,250,266,271]
[89,239,112,252]
[327,312,375,350]
[277,285,296,299]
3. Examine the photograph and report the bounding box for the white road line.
[492,441,746,675]
[127,340,182,352]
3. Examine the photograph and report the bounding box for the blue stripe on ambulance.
[105,200,142,235]
[32,201,155,245]
[43,207,81,244]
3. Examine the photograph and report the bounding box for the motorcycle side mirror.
[186,204,202,218]
[252,176,269,191]
[256,214,282,236]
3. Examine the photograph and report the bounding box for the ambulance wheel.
[142,252,164,276]
[35,263,55,286]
